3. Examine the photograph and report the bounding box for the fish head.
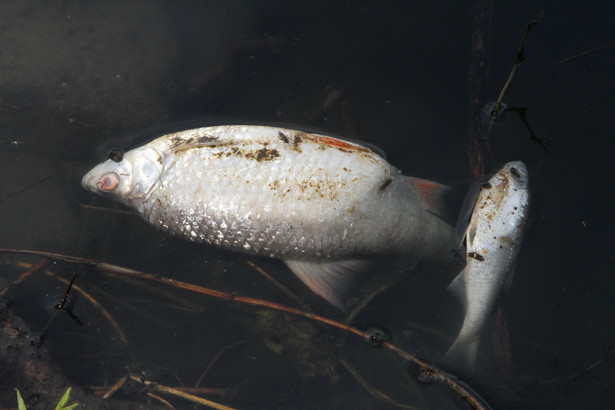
[500,161,528,189]
[81,146,163,208]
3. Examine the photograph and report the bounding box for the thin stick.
[129,374,236,410]
[246,260,310,311]
[505,107,548,152]
[40,272,79,337]
[13,262,130,344]
[195,341,244,388]
[490,12,543,118]
[0,248,490,410]
[344,262,413,325]
[37,268,129,344]
[93,384,231,397]
[555,44,615,67]
[173,387,230,396]
[0,178,47,204]
[1,258,48,296]
[340,358,415,409]
[75,200,137,216]
[145,391,176,409]
[57,272,77,310]
[585,346,615,372]
[102,374,129,399]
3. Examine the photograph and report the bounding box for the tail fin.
[445,267,480,369]
[444,333,480,370]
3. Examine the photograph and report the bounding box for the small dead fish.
[82,125,456,308]
[445,161,530,368]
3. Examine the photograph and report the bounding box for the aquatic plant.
[15,387,78,410]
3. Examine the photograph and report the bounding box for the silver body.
[445,161,530,368]
[82,125,456,306]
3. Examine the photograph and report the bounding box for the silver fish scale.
[146,129,390,258]
[82,125,455,261]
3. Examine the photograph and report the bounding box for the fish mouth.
[81,171,94,191]
[81,166,104,193]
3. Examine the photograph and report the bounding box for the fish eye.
[510,167,520,178]
[98,173,119,191]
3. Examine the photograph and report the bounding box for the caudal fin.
[444,334,480,370]
[445,267,480,369]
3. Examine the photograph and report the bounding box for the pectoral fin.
[284,259,368,310]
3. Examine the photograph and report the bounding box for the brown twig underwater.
[0,178,47,205]
[340,358,415,409]
[246,260,310,312]
[490,12,543,119]
[12,261,129,344]
[101,373,129,399]
[0,248,491,409]
[145,391,175,409]
[0,258,48,296]
[194,340,244,388]
[468,7,544,178]
[40,271,79,337]
[128,373,236,410]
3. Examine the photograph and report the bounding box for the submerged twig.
[0,258,48,296]
[76,199,137,216]
[246,260,311,312]
[491,12,543,118]
[56,272,77,310]
[548,346,615,384]
[195,340,244,388]
[146,391,175,409]
[12,261,129,344]
[505,107,548,152]
[340,358,415,409]
[43,270,128,344]
[102,374,129,399]
[469,8,543,178]
[0,178,47,205]
[0,248,490,410]
[40,272,78,337]
[585,346,615,372]
[129,373,236,410]
[555,44,615,67]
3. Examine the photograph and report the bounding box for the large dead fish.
[82,125,456,308]
[445,161,530,368]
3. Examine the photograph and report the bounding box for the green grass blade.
[15,388,27,410]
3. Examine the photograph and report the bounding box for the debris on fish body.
[82,125,456,308]
[445,161,530,369]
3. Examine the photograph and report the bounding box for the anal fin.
[284,259,368,310]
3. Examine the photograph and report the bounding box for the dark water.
[1,1,614,408]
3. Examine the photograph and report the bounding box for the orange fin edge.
[284,258,368,310]
[408,177,450,217]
